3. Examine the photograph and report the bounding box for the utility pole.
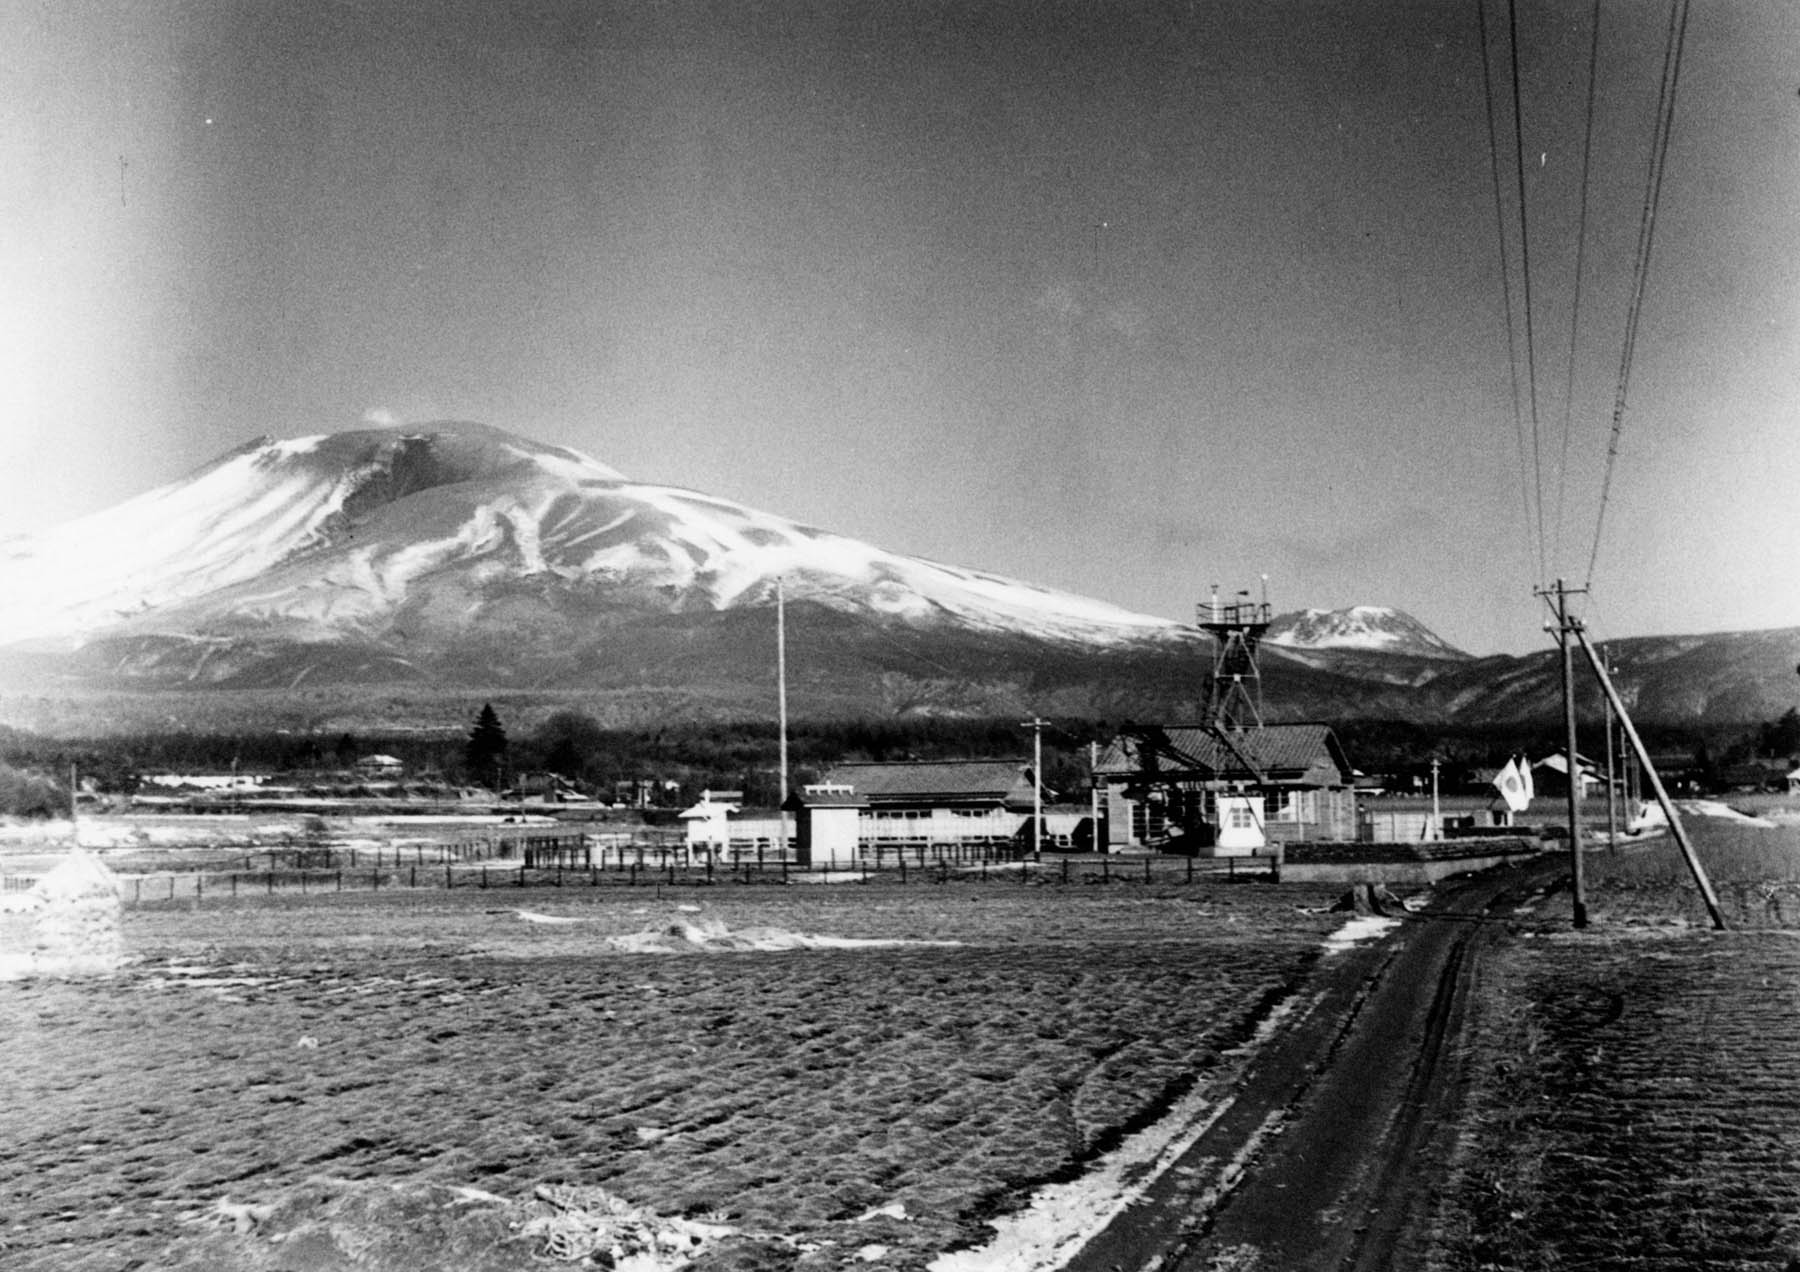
[1602,647,1619,853]
[776,577,789,855]
[1539,579,1589,929]
[1022,717,1050,861]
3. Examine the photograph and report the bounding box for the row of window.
[867,808,1005,820]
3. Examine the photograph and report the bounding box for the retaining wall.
[1278,838,1545,884]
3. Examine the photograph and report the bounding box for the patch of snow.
[601,918,961,953]
[1677,800,1778,828]
[1321,915,1401,956]
[930,996,1306,1272]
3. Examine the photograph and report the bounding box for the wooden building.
[785,783,867,867]
[1094,723,1357,854]
[814,760,1048,849]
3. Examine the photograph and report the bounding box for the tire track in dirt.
[1062,855,1565,1272]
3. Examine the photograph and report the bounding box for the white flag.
[1493,758,1530,813]
[1517,755,1535,806]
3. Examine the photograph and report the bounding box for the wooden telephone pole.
[1539,579,1726,932]
[1540,580,1589,928]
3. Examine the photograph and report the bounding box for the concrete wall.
[1277,838,1543,885]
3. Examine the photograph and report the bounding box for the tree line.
[1,707,1794,817]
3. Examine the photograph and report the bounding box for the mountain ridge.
[1,422,1795,731]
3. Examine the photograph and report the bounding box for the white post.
[777,577,790,857]
[1090,741,1101,855]
[1032,723,1043,861]
[1430,757,1441,840]
[1021,717,1050,861]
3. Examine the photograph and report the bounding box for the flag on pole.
[1493,757,1531,813]
[1517,754,1535,807]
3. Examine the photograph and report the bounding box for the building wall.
[797,806,860,867]
[861,807,1020,844]
[1103,780,1356,850]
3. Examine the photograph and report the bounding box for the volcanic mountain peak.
[0,422,1190,653]
[1265,605,1469,660]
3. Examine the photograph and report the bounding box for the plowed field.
[0,883,1350,1271]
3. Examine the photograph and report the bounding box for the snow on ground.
[599,917,960,953]
[930,912,1404,1272]
[1678,800,1779,828]
[931,996,1307,1272]
[1321,914,1403,955]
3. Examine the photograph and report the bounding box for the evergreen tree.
[466,703,508,787]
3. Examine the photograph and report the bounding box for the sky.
[3,0,1797,656]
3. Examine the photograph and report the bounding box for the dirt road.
[1065,856,1564,1272]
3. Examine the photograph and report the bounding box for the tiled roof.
[818,760,1038,805]
[1095,723,1350,784]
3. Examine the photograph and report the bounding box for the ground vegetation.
[1430,812,1800,1269]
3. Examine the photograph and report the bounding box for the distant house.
[142,772,267,792]
[814,760,1048,848]
[1094,723,1357,854]
[505,772,585,802]
[1531,753,1606,800]
[678,789,743,853]
[355,754,404,776]
[1716,758,1790,793]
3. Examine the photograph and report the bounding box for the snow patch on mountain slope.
[0,442,361,645]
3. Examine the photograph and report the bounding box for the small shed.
[784,783,868,868]
[678,790,743,855]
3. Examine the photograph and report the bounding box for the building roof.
[816,760,1044,807]
[1095,723,1352,787]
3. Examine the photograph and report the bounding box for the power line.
[1475,0,1540,587]
[1553,0,1604,579]
[1586,0,1692,588]
[1505,0,1549,586]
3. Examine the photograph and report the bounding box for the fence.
[112,846,1282,906]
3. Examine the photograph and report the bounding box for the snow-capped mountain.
[1266,606,1470,661]
[0,423,1189,663]
[7,422,1794,732]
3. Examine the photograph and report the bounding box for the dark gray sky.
[5,0,1797,654]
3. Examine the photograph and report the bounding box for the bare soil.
[0,882,1351,1271]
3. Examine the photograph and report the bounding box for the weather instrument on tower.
[1197,579,1272,732]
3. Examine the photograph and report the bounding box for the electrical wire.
[1586,0,1692,588]
[1505,0,1549,587]
[1475,0,1542,589]
[1553,0,1604,579]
